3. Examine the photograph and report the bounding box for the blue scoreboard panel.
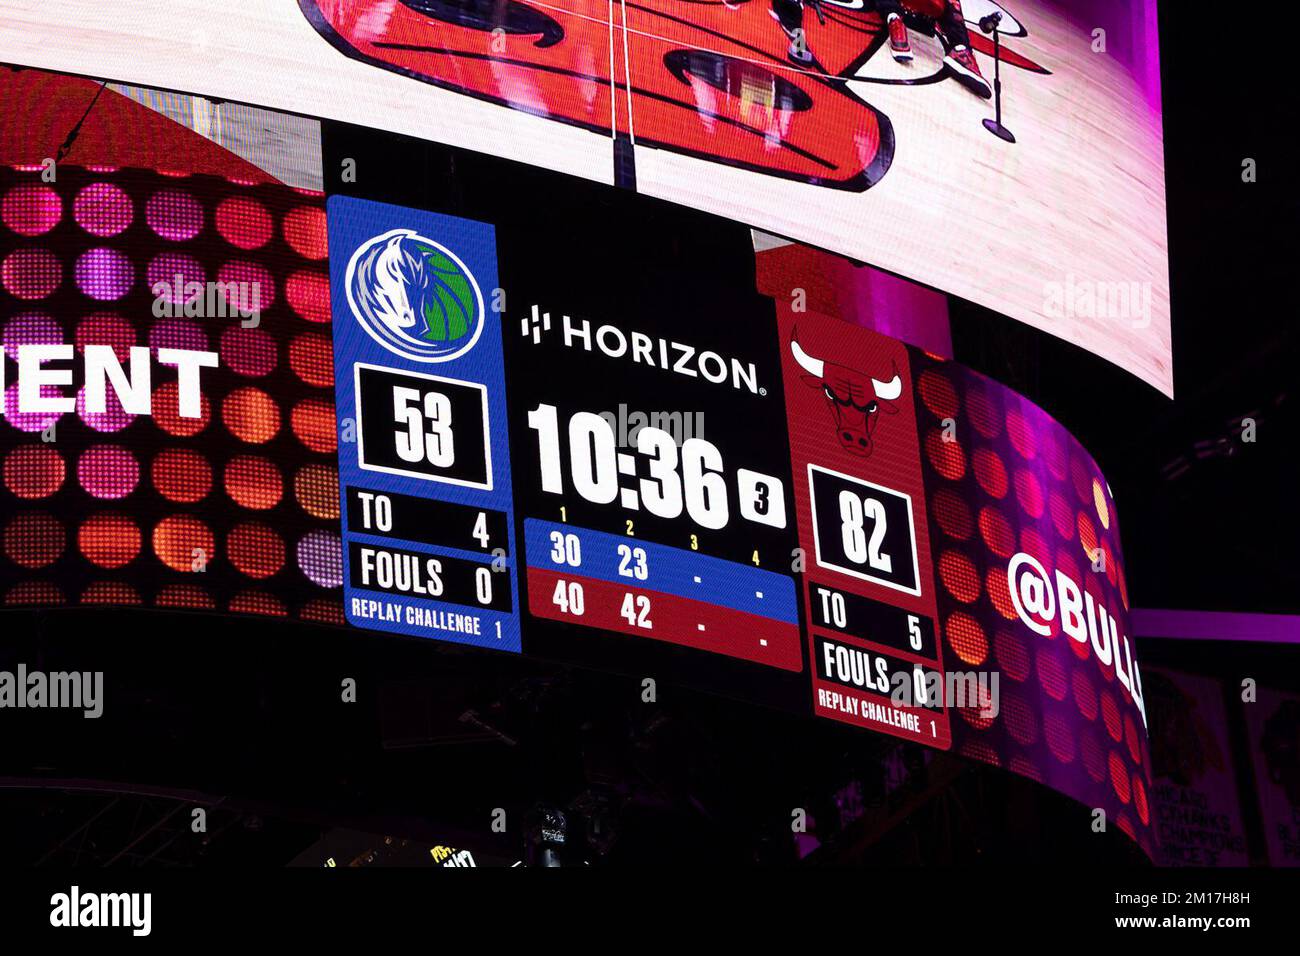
[329,197,522,652]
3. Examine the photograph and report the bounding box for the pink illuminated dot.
[149,319,208,353]
[217,259,274,311]
[72,182,133,237]
[76,386,132,432]
[146,252,204,305]
[3,313,62,353]
[3,383,61,433]
[145,188,204,241]
[74,248,134,301]
[77,445,140,499]
[2,184,62,236]
[215,195,273,250]
[1,248,61,299]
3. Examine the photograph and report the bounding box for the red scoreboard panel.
[779,309,949,749]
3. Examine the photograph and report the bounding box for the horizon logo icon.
[345,228,485,363]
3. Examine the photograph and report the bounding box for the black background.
[0,0,1293,873]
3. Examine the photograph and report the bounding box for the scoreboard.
[0,156,1153,855]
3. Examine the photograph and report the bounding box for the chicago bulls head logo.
[791,331,902,457]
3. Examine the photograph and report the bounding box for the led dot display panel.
[0,165,342,623]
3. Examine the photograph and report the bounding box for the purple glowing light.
[74,247,134,301]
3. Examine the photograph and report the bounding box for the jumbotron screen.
[0,159,1152,854]
[0,0,1171,394]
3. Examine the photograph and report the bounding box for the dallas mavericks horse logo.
[345,229,485,362]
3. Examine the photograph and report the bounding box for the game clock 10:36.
[525,402,787,537]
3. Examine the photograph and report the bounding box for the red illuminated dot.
[972,448,1008,498]
[288,332,333,387]
[300,598,345,626]
[282,206,327,259]
[977,506,1015,558]
[1003,694,1038,746]
[152,448,213,503]
[944,611,987,665]
[985,566,1017,620]
[965,385,1001,438]
[215,195,273,250]
[1019,528,1050,566]
[5,512,64,567]
[930,489,972,541]
[286,270,330,322]
[1109,752,1132,803]
[925,430,965,481]
[79,514,141,568]
[1044,710,1077,764]
[958,741,1000,766]
[155,583,215,610]
[939,550,980,603]
[220,326,277,377]
[1035,648,1069,701]
[1073,670,1098,721]
[225,456,283,510]
[1009,756,1044,784]
[917,369,959,420]
[230,591,287,617]
[1,248,61,299]
[223,387,281,444]
[1080,730,1106,782]
[1124,714,1141,763]
[81,582,142,606]
[1042,432,1068,480]
[6,582,65,606]
[153,515,215,572]
[76,312,136,359]
[958,700,995,732]
[1048,490,1074,539]
[294,464,339,519]
[1077,511,1098,564]
[1070,455,1093,505]
[4,446,64,498]
[1013,468,1045,518]
[2,184,62,236]
[1101,691,1122,741]
[152,382,211,437]
[1132,775,1149,825]
[291,398,336,453]
[993,629,1030,681]
[1006,407,1038,459]
[227,522,285,579]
